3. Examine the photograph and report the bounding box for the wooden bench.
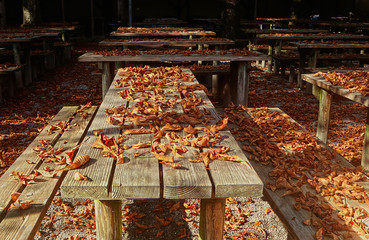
[0,105,97,240]
[226,106,369,239]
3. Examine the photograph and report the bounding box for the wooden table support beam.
[199,198,226,240]
[102,62,114,98]
[95,200,122,240]
[362,108,369,171]
[316,87,333,144]
[230,61,250,107]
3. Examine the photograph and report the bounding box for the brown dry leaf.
[169,202,181,213]
[57,155,90,171]
[74,171,88,181]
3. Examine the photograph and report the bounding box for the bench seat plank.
[0,106,78,219]
[61,76,126,199]
[243,107,369,239]
[0,106,97,240]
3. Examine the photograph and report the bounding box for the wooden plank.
[207,130,263,198]
[111,133,161,199]
[0,106,97,240]
[61,76,125,199]
[302,74,369,107]
[78,52,270,63]
[0,106,78,220]
[199,198,226,240]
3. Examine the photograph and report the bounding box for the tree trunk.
[220,0,240,40]
[22,0,41,26]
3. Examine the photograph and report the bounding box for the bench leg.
[316,87,333,144]
[199,198,226,240]
[95,200,122,240]
[362,108,369,171]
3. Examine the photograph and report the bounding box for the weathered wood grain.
[316,88,333,144]
[99,39,234,47]
[207,130,263,198]
[95,200,122,240]
[112,133,160,199]
[199,198,226,240]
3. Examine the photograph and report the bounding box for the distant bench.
[0,105,97,240]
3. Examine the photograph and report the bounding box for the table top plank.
[302,73,369,107]
[160,89,213,199]
[61,76,125,199]
[207,130,263,198]
[112,133,161,199]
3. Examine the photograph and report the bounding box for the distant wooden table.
[61,68,263,240]
[302,72,369,170]
[99,38,235,48]
[257,33,369,71]
[0,36,40,88]
[110,30,216,38]
[78,51,270,106]
[293,42,369,87]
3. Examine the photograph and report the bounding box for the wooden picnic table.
[257,33,369,71]
[292,42,369,87]
[60,67,263,240]
[78,51,270,106]
[0,35,40,88]
[302,71,369,170]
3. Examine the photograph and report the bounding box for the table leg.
[13,43,23,89]
[23,45,32,86]
[102,62,114,98]
[267,44,273,72]
[230,61,250,107]
[199,198,226,240]
[95,200,122,240]
[316,87,333,144]
[361,108,369,171]
[297,49,306,89]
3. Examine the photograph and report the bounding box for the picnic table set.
[2,20,369,240]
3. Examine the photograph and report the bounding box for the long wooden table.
[257,33,369,71]
[302,72,369,170]
[99,38,235,48]
[110,30,216,37]
[60,67,263,240]
[0,36,40,88]
[293,42,369,88]
[78,51,270,106]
